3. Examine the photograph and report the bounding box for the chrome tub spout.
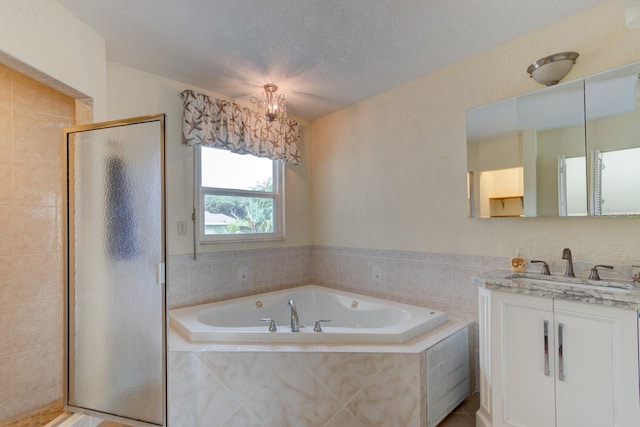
[287,299,299,332]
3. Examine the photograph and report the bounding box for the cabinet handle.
[543,320,550,376]
[558,322,565,381]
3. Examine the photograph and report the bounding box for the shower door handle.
[156,262,165,285]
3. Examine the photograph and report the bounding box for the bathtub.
[170,285,448,344]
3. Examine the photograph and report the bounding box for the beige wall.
[0,64,75,424]
[311,0,640,264]
[0,0,107,121]
[106,62,313,256]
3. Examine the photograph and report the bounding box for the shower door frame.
[63,114,167,427]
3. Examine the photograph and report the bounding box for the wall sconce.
[251,83,288,122]
[527,52,579,86]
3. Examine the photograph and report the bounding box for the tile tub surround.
[170,351,422,427]
[169,319,471,427]
[167,245,507,398]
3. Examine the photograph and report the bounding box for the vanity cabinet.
[477,288,640,427]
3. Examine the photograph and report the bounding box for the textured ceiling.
[57,0,607,120]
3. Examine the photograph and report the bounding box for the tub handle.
[314,319,331,332]
[260,318,277,332]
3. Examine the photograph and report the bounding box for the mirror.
[585,61,640,216]
[467,60,640,218]
[466,80,586,217]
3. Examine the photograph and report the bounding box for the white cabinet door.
[554,300,640,427]
[491,292,556,427]
[486,290,640,427]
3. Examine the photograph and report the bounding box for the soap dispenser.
[510,248,526,272]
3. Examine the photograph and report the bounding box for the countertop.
[474,269,640,310]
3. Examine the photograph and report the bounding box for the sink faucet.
[287,299,299,332]
[561,248,575,277]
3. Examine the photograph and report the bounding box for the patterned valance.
[180,89,300,164]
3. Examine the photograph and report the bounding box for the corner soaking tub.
[170,285,448,344]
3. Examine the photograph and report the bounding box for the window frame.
[195,145,285,243]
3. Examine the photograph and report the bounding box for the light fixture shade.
[251,83,288,122]
[527,52,579,86]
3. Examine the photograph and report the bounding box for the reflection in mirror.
[466,98,519,217]
[592,148,640,215]
[517,80,587,217]
[466,79,587,217]
[558,155,587,216]
[585,61,640,215]
[468,60,640,218]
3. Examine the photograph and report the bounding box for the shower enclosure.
[64,115,166,426]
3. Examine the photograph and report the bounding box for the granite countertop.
[474,269,640,310]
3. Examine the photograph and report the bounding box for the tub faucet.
[287,299,299,332]
[562,248,575,277]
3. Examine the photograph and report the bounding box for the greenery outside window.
[197,146,284,242]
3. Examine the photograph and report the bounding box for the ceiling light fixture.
[527,52,579,86]
[251,83,287,122]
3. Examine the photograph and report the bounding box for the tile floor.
[438,392,479,426]
[0,392,479,427]
[0,403,66,427]
[95,396,480,427]
[92,394,479,426]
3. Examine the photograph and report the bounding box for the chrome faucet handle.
[588,265,614,281]
[314,319,331,332]
[531,260,551,275]
[260,318,277,332]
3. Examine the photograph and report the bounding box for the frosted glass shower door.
[65,115,166,426]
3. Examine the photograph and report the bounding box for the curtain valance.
[180,89,300,164]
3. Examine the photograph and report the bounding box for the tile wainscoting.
[169,244,637,317]
[167,246,313,309]
[167,245,507,316]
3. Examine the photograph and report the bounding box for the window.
[594,147,640,215]
[196,146,284,242]
[558,155,587,216]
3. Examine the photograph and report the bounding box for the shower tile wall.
[0,64,75,424]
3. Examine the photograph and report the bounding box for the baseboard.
[476,410,492,427]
